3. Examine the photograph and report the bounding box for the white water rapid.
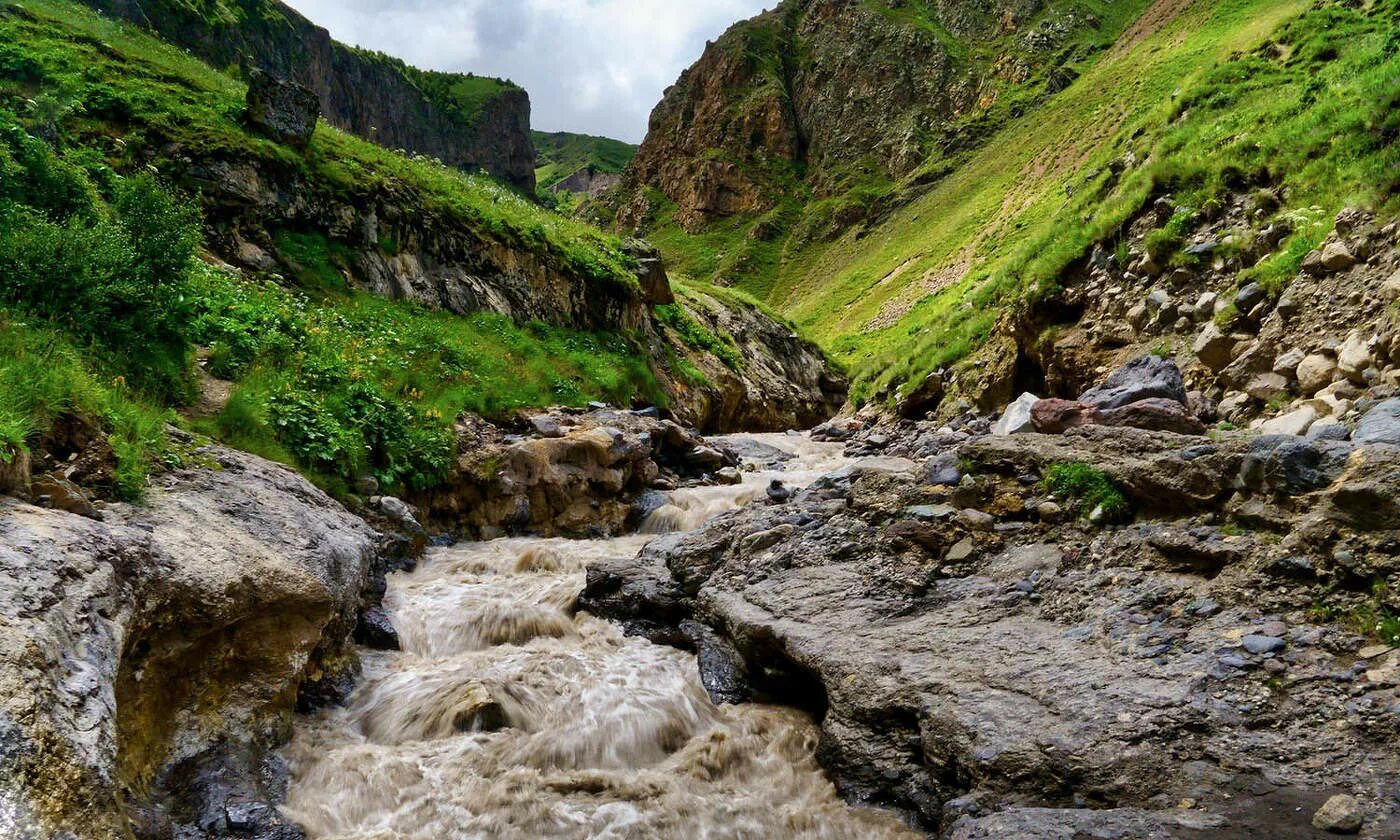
[281,433,918,840]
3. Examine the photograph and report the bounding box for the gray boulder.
[1354,399,1400,445]
[1079,356,1188,410]
[244,68,320,149]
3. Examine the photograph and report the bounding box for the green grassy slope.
[0,0,666,498]
[649,0,1400,403]
[533,130,637,189]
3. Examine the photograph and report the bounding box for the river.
[281,433,919,839]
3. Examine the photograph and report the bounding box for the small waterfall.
[281,434,917,839]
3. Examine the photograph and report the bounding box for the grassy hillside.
[534,130,637,189]
[643,0,1400,403]
[0,0,666,498]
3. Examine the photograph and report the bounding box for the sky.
[281,0,774,144]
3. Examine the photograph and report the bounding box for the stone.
[1312,794,1364,834]
[1381,269,1400,302]
[898,371,946,418]
[1337,333,1373,384]
[1194,323,1235,372]
[993,393,1040,436]
[530,415,566,438]
[1186,391,1218,424]
[945,538,975,562]
[1354,399,1400,445]
[1194,292,1218,319]
[1234,282,1266,312]
[1258,406,1318,437]
[1218,391,1252,420]
[1098,398,1207,436]
[1126,303,1150,331]
[959,509,996,531]
[1240,436,1356,496]
[925,453,963,486]
[1245,373,1289,402]
[27,475,98,520]
[715,467,743,485]
[1079,356,1188,410]
[1036,501,1064,523]
[378,496,423,532]
[1319,242,1358,273]
[1306,420,1351,442]
[621,238,675,305]
[1272,348,1306,378]
[244,68,320,149]
[1241,634,1285,655]
[1030,399,1102,434]
[1296,354,1338,395]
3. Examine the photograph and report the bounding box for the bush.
[1042,462,1130,522]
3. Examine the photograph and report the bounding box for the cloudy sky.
[281,0,773,143]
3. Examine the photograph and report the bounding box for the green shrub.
[1042,462,1130,522]
[655,303,744,370]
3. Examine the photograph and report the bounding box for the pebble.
[1242,635,1286,655]
[959,509,996,531]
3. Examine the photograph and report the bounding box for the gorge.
[2,0,1399,838]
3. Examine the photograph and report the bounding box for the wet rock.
[1098,398,1207,436]
[715,467,743,486]
[993,393,1040,435]
[1030,399,1102,434]
[1354,399,1400,445]
[244,68,319,149]
[1078,356,1188,410]
[354,605,399,650]
[1312,794,1365,834]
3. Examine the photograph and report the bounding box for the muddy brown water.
[282,434,920,840]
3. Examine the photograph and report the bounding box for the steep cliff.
[615,0,1130,233]
[79,0,537,190]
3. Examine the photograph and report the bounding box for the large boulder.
[623,238,675,306]
[992,393,1039,435]
[1355,399,1400,446]
[1030,399,1102,434]
[1078,356,1188,410]
[0,446,376,839]
[1098,398,1208,436]
[244,68,320,149]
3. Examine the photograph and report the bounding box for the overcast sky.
[281,0,772,143]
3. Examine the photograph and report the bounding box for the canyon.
[2,0,1399,838]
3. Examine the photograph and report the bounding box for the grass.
[642,0,1399,405]
[533,130,637,191]
[1042,462,1129,522]
[1310,580,1400,647]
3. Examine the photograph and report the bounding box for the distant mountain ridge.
[79,0,537,190]
[532,130,637,195]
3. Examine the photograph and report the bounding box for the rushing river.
[281,434,918,840]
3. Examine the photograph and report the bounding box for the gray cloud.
[282,0,774,143]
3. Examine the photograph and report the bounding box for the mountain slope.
[614,0,1400,405]
[78,0,537,189]
[533,130,637,193]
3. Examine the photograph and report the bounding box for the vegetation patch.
[1042,462,1130,522]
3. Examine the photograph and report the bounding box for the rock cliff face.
[0,444,379,840]
[616,0,1102,231]
[80,0,536,190]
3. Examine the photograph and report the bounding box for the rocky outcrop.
[0,444,378,839]
[649,286,848,432]
[410,408,738,538]
[244,69,319,149]
[614,0,1104,232]
[80,0,535,190]
[585,368,1400,837]
[550,166,623,199]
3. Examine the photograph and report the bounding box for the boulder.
[993,393,1039,436]
[1296,354,1338,396]
[1098,398,1207,436]
[1030,399,1102,434]
[622,238,675,305]
[1312,794,1364,834]
[1354,399,1400,446]
[1194,323,1235,372]
[1240,436,1355,495]
[1272,348,1306,379]
[1259,406,1318,437]
[1319,242,1358,273]
[924,452,963,486]
[1078,356,1188,410]
[1234,282,1266,312]
[1337,333,1373,384]
[244,68,320,149]
[1245,372,1289,402]
[897,371,946,419]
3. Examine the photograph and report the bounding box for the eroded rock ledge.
[582,419,1400,838]
[0,445,378,840]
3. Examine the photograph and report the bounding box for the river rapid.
[281,433,920,840]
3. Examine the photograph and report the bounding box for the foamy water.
[281,434,916,840]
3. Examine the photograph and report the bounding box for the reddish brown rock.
[1031,399,1103,434]
[1098,399,1208,436]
